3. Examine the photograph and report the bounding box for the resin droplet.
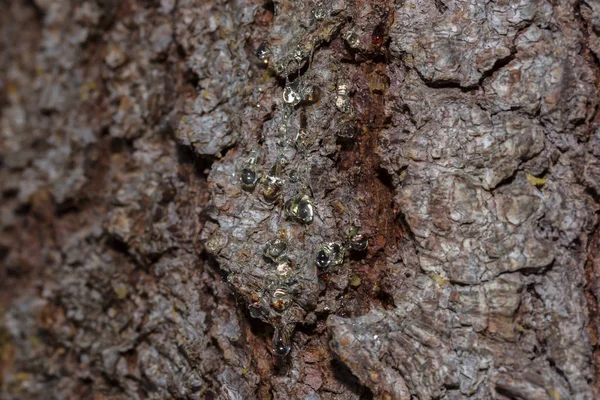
[315,242,345,270]
[263,177,282,201]
[256,42,270,64]
[272,326,291,356]
[295,128,313,149]
[240,153,260,190]
[264,238,287,262]
[293,46,306,63]
[302,85,321,104]
[240,165,259,190]
[248,291,262,319]
[337,122,358,139]
[344,31,361,49]
[335,79,351,112]
[349,233,369,251]
[271,288,291,312]
[275,260,294,281]
[297,200,314,223]
[262,161,285,202]
[283,85,302,106]
[313,1,327,20]
[285,195,314,224]
[316,249,331,270]
[337,79,349,97]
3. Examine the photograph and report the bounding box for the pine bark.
[1,0,600,399]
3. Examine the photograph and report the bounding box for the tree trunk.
[1,0,600,399]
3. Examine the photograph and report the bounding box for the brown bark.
[1,0,600,399]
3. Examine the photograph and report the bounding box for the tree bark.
[1,0,600,399]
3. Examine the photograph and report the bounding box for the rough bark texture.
[1,0,600,399]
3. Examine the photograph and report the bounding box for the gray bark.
[1,0,600,399]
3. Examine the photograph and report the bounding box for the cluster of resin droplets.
[232,3,368,358]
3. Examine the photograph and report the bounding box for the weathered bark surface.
[1,0,600,399]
